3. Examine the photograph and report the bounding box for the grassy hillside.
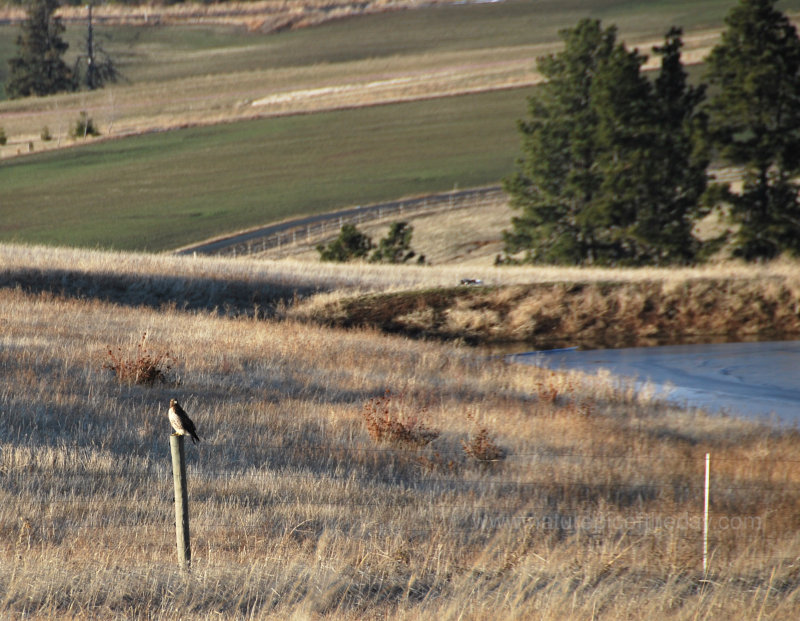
[2,3,800,616]
[0,90,523,251]
[1,244,799,618]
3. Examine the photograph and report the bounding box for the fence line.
[207,186,505,258]
[5,443,800,464]
[8,445,794,572]
[183,167,745,258]
[6,470,800,493]
[16,491,800,506]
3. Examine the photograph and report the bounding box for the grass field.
[1,244,799,619]
[0,90,524,250]
[2,2,800,617]
[0,0,761,91]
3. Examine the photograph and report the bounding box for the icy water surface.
[510,341,800,425]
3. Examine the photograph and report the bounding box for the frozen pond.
[509,340,800,425]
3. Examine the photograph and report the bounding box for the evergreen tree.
[629,28,709,263]
[370,222,416,263]
[587,38,656,263]
[705,0,800,260]
[317,224,373,262]
[503,21,707,265]
[6,0,74,99]
[502,19,616,264]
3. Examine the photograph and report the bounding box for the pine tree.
[6,0,74,99]
[705,0,800,259]
[317,224,373,262]
[502,19,616,264]
[627,27,709,264]
[587,38,656,263]
[370,222,416,263]
[502,21,707,265]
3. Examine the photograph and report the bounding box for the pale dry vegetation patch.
[4,244,800,348]
[0,255,799,617]
[299,274,800,348]
[0,241,780,297]
[272,197,515,266]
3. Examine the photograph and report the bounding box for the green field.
[0,90,525,250]
[4,0,800,251]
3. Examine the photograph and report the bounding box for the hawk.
[169,399,200,444]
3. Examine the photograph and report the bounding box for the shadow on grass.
[0,267,325,317]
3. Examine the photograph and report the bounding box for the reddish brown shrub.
[104,332,175,385]
[361,390,439,448]
[462,426,505,466]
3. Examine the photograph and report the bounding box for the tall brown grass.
[3,243,800,347]
[0,243,799,618]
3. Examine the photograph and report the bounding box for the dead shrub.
[416,451,460,474]
[536,371,576,404]
[361,390,440,448]
[104,332,175,385]
[462,426,505,467]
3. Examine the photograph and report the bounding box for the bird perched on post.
[168,398,200,444]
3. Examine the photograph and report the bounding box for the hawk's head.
[170,398,178,408]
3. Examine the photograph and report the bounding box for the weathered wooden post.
[170,434,191,571]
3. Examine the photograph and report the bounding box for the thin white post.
[703,452,710,573]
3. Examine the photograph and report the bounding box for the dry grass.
[0,243,799,618]
[3,242,800,348]
[305,276,800,348]
[4,239,800,296]
[267,195,515,266]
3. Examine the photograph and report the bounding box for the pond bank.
[303,278,800,349]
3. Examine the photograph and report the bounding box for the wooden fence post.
[170,434,191,571]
